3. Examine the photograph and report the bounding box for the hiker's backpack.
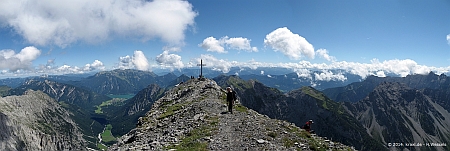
[232,91,237,100]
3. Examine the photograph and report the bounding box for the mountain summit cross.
[197,59,206,78]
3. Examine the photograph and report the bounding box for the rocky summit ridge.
[109,78,354,150]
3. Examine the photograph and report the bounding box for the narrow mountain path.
[208,98,282,150]
[212,108,243,150]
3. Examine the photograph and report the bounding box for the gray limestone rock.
[0,90,86,151]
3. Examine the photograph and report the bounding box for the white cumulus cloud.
[199,37,225,53]
[83,60,105,71]
[264,27,315,60]
[57,65,78,73]
[199,36,258,53]
[117,51,150,71]
[156,51,184,70]
[314,70,347,81]
[132,51,150,71]
[375,71,386,77]
[316,49,336,62]
[0,46,41,71]
[118,55,133,70]
[294,68,312,80]
[0,0,197,47]
[224,37,258,52]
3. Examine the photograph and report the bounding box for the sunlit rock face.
[0,90,86,151]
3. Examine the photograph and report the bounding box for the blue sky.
[0,0,450,79]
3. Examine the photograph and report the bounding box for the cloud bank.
[264,27,315,60]
[187,54,449,81]
[0,0,197,47]
[199,36,258,53]
[0,46,41,71]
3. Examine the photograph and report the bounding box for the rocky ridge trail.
[109,78,354,150]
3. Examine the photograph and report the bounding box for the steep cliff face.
[239,71,362,92]
[109,78,353,150]
[345,82,450,151]
[214,75,385,150]
[0,90,86,151]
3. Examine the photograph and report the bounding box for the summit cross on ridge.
[197,59,206,78]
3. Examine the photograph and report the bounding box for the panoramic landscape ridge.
[1,0,450,151]
[0,68,449,150]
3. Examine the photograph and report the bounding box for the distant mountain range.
[239,71,362,92]
[0,67,365,92]
[153,67,295,77]
[69,69,174,95]
[323,72,449,103]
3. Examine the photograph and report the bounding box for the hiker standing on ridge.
[302,120,315,133]
[226,87,237,114]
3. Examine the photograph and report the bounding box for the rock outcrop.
[109,78,353,150]
[0,90,86,151]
